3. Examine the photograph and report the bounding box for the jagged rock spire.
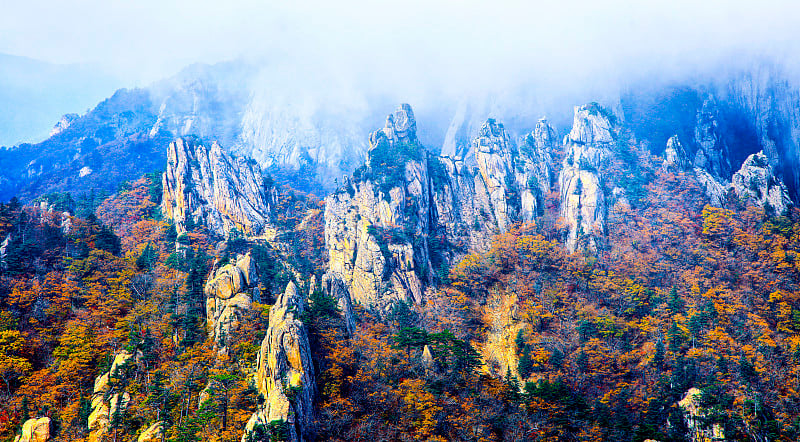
[559,103,614,252]
[663,135,690,170]
[732,151,791,214]
[161,137,276,237]
[242,282,315,442]
[368,103,418,149]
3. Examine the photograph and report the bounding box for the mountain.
[5,85,800,441]
[0,53,119,147]
[4,56,800,207]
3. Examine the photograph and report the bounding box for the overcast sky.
[2,0,799,89]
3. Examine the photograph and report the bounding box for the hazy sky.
[2,0,799,88]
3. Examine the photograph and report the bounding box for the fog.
[2,0,800,148]
[3,0,799,87]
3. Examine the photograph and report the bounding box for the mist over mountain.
[6,3,800,442]
[0,53,120,147]
[3,51,800,203]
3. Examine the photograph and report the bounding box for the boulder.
[205,253,258,351]
[14,417,50,442]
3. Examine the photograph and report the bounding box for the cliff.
[558,103,614,252]
[87,351,137,442]
[324,104,556,310]
[242,282,315,442]
[162,137,276,237]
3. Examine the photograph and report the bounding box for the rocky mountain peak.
[324,105,559,311]
[474,118,510,150]
[161,137,276,237]
[531,118,557,149]
[567,103,615,145]
[517,118,556,202]
[732,151,791,214]
[368,103,418,149]
[559,103,614,252]
[49,113,79,138]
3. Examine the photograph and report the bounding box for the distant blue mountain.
[0,53,120,147]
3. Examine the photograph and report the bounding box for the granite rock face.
[689,97,735,205]
[162,137,276,237]
[205,253,258,352]
[558,104,614,252]
[660,130,789,212]
[88,351,136,442]
[324,105,432,310]
[679,388,726,442]
[517,119,556,219]
[14,417,50,442]
[324,104,556,310]
[731,151,791,214]
[322,273,356,335]
[136,422,164,442]
[242,282,315,442]
[723,65,800,202]
[0,234,9,270]
[693,97,732,180]
[663,135,691,170]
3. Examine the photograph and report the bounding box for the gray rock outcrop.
[558,104,614,252]
[731,151,791,214]
[49,113,79,138]
[471,119,516,232]
[693,97,732,180]
[517,118,556,219]
[324,105,433,310]
[205,253,258,353]
[322,273,356,335]
[0,234,9,270]
[162,137,277,237]
[242,282,315,442]
[663,135,691,170]
[324,104,557,310]
[369,103,418,147]
[690,97,734,206]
